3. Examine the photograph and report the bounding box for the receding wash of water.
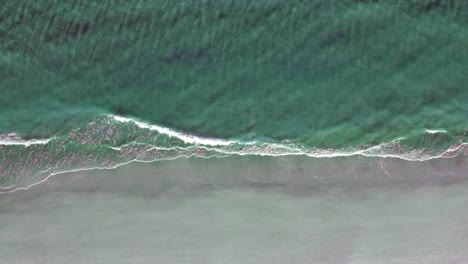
[1,1,467,263]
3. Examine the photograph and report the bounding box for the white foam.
[107,116,464,161]
[425,129,448,134]
[111,115,235,146]
[2,141,466,195]
[0,137,53,147]
[1,115,465,195]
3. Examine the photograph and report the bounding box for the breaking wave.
[0,115,466,193]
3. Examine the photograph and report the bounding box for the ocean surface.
[1,0,467,189]
[0,1,468,262]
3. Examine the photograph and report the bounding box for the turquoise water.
[1,1,467,188]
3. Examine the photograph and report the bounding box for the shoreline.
[4,154,466,199]
[1,154,467,263]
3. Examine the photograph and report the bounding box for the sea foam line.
[110,115,465,161]
[0,151,231,194]
[1,115,465,195]
[111,115,236,146]
[1,142,466,195]
[2,142,466,195]
[425,129,448,134]
[0,138,53,147]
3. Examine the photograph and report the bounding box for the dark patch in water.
[162,48,208,64]
[65,22,90,37]
[318,30,350,49]
[421,0,443,13]
[352,0,380,3]
[114,106,126,116]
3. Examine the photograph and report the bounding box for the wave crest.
[1,115,466,193]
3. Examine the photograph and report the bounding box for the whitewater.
[0,115,466,194]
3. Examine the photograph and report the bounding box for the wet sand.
[1,155,467,263]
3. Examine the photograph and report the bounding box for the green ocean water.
[1,0,468,188]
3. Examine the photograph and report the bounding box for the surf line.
[0,138,53,147]
[110,115,236,146]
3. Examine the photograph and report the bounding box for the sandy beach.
[1,155,467,263]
